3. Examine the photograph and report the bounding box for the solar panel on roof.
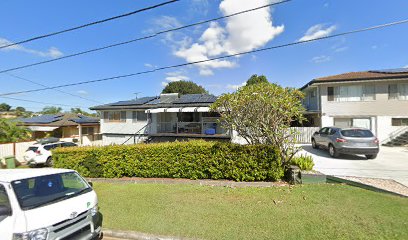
[109,96,158,106]
[173,94,217,104]
[369,68,408,74]
[19,114,62,124]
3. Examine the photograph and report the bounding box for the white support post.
[78,125,83,145]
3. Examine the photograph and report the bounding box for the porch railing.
[156,122,228,135]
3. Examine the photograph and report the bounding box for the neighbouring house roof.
[18,113,99,127]
[90,94,218,111]
[301,68,408,90]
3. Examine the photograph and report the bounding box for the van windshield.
[11,172,91,210]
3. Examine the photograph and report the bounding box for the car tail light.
[373,138,379,144]
[336,138,347,143]
[35,150,41,155]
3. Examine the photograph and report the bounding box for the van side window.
[0,184,10,207]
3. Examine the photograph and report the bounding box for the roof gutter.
[300,75,408,90]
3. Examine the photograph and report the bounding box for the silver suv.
[311,127,379,159]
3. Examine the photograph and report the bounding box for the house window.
[330,85,375,102]
[392,118,408,126]
[82,127,94,135]
[389,84,408,100]
[328,87,334,101]
[104,111,126,122]
[132,111,148,122]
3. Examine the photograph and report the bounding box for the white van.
[0,169,102,240]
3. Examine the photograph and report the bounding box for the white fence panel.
[0,143,13,162]
[291,127,320,144]
[0,141,36,162]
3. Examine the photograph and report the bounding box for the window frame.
[104,111,126,123]
[82,127,94,135]
[330,85,376,102]
[392,118,408,126]
[389,83,408,100]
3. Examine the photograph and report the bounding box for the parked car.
[0,168,102,240]
[24,139,77,167]
[311,127,379,159]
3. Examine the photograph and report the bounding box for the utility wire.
[0,0,291,74]
[0,0,180,50]
[1,19,407,97]
[0,96,86,108]
[5,73,104,104]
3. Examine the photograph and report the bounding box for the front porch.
[151,111,230,138]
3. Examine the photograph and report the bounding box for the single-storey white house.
[301,68,408,146]
[90,94,231,145]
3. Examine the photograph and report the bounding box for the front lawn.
[94,183,408,240]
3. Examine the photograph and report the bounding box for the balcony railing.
[156,122,229,135]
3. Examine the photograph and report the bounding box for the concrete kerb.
[103,228,192,240]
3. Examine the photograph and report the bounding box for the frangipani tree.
[211,82,305,163]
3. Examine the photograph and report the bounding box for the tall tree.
[211,81,305,163]
[41,106,62,114]
[0,103,11,112]
[162,81,208,95]
[246,74,269,86]
[0,119,31,143]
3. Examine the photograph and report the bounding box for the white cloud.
[334,46,348,52]
[174,0,284,76]
[311,55,331,63]
[0,37,63,58]
[77,90,88,95]
[190,0,210,16]
[404,65,408,68]
[162,71,190,87]
[226,82,246,90]
[149,16,192,50]
[144,63,153,68]
[299,24,336,42]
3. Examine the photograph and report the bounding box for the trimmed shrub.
[53,141,284,181]
[289,154,314,170]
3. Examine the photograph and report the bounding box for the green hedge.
[53,141,284,181]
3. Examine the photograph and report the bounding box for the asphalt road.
[300,144,408,186]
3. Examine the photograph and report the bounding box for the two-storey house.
[301,68,408,144]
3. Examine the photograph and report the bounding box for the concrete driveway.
[300,144,408,186]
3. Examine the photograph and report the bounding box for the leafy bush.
[53,141,284,181]
[289,155,314,170]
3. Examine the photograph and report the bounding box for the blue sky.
[1,0,407,112]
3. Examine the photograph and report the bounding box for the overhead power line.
[0,0,291,74]
[0,0,180,50]
[5,73,104,104]
[1,18,407,97]
[0,96,86,108]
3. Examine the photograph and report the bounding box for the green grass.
[94,183,408,240]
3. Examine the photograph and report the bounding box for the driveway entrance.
[300,145,408,186]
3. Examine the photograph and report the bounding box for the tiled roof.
[302,68,408,89]
[315,69,408,81]
[19,114,99,126]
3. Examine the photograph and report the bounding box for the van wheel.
[329,144,339,158]
[311,139,318,149]
[366,154,377,159]
[46,157,53,167]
